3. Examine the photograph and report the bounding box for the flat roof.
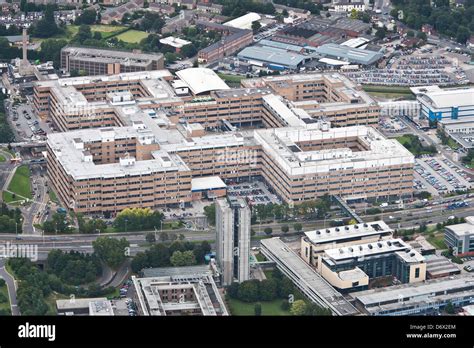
[56,297,107,311]
[238,46,307,68]
[313,43,383,65]
[304,221,392,245]
[323,239,424,263]
[176,68,230,95]
[445,216,474,237]
[352,274,474,310]
[191,176,227,191]
[159,36,192,48]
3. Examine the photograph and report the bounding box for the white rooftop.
[224,12,262,30]
[445,216,474,237]
[191,176,227,191]
[414,85,474,109]
[176,68,230,95]
[304,221,392,245]
[159,36,192,48]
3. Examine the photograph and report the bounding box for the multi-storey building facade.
[215,197,251,286]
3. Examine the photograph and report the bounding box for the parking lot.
[414,156,472,195]
[379,116,407,134]
[227,181,281,206]
[11,103,52,140]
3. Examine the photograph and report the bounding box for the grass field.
[218,73,245,84]
[7,165,32,199]
[0,282,11,315]
[362,85,412,95]
[227,298,291,316]
[48,189,59,204]
[427,233,448,250]
[56,25,128,41]
[115,30,149,43]
[0,155,5,162]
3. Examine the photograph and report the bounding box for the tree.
[456,25,470,44]
[264,227,273,236]
[113,207,164,232]
[237,280,260,302]
[254,302,262,316]
[416,31,427,41]
[293,223,302,232]
[406,30,415,38]
[259,279,278,301]
[281,225,289,234]
[290,300,307,315]
[375,27,386,40]
[75,9,97,25]
[444,300,455,314]
[251,20,262,33]
[92,237,129,269]
[180,44,197,58]
[170,250,196,267]
[145,232,156,244]
[227,282,239,298]
[159,232,169,242]
[204,204,216,225]
[31,5,62,38]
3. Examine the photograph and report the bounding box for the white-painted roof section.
[176,68,230,95]
[224,12,262,30]
[191,176,227,191]
[159,36,192,48]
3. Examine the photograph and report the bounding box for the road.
[0,203,472,258]
[0,258,19,315]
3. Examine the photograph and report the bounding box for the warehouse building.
[438,116,474,150]
[237,45,309,70]
[412,85,474,122]
[313,43,383,66]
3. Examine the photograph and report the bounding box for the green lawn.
[0,155,5,162]
[115,30,149,43]
[362,85,412,95]
[218,73,245,84]
[227,298,291,316]
[0,282,11,315]
[53,25,128,41]
[255,253,266,262]
[48,189,59,204]
[7,165,32,199]
[427,233,448,250]
[2,191,26,205]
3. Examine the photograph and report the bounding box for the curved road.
[0,258,19,316]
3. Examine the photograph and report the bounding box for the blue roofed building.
[411,85,474,122]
